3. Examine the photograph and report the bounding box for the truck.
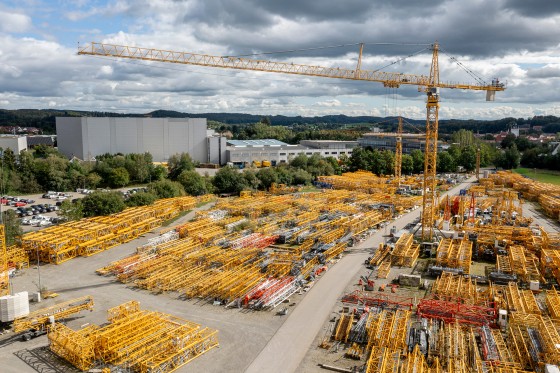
[13,296,94,341]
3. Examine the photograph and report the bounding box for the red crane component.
[341,290,413,310]
[417,297,497,327]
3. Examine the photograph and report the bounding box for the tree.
[108,167,130,188]
[1,210,23,246]
[177,170,208,196]
[401,154,414,175]
[242,169,261,190]
[124,153,153,183]
[58,199,84,221]
[459,146,477,172]
[348,147,370,171]
[212,166,247,194]
[256,167,278,190]
[501,133,516,149]
[85,172,102,189]
[2,148,16,171]
[292,169,313,185]
[410,150,424,174]
[451,129,476,148]
[148,180,185,199]
[437,151,456,173]
[504,144,521,169]
[514,136,534,152]
[151,165,167,182]
[126,192,158,207]
[81,191,126,217]
[168,153,195,180]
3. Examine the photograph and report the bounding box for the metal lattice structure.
[0,225,8,297]
[79,42,505,241]
[13,295,94,333]
[48,301,219,373]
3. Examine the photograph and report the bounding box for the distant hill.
[1,108,559,135]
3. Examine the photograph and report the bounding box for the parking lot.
[2,190,109,232]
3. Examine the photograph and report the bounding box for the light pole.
[37,247,41,296]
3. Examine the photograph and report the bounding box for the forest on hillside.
[2,108,560,137]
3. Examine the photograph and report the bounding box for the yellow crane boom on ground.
[0,225,8,297]
[78,42,506,240]
[13,295,94,336]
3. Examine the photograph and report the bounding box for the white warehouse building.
[56,117,208,163]
[0,135,27,154]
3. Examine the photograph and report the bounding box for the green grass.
[514,168,560,185]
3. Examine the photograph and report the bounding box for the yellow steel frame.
[0,225,8,297]
[13,295,94,333]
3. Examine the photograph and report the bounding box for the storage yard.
[1,170,560,372]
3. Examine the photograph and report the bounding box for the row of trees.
[347,130,497,175]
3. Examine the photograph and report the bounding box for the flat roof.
[227,139,289,147]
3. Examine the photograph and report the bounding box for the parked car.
[15,202,27,207]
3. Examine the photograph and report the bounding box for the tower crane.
[78,42,505,240]
[476,147,481,181]
[394,116,403,184]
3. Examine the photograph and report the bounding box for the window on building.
[280,152,286,156]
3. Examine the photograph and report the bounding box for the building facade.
[226,139,356,166]
[56,117,208,162]
[358,132,437,154]
[0,135,27,153]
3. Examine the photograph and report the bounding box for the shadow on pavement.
[14,346,80,373]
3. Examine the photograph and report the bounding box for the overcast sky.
[1,0,560,120]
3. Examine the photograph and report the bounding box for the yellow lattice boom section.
[48,300,218,373]
[0,225,7,297]
[20,197,197,265]
[13,295,94,333]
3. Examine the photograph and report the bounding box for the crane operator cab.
[487,78,505,101]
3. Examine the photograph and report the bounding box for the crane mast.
[78,42,505,241]
[394,116,403,184]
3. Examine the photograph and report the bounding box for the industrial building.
[226,139,357,167]
[56,117,209,163]
[358,132,443,154]
[0,135,27,153]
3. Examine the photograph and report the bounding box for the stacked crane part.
[546,288,560,320]
[435,238,473,274]
[431,272,478,304]
[506,282,541,315]
[97,192,390,309]
[47,300,218,372]
[21,197,197,264]
[507,312,560,369]
[333,311,354,343]
[390,233,419,267]
[6,244,29,270]
[370,243,391,266]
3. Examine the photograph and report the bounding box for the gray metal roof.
[227,139,289,147]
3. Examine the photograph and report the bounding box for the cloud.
[316,99,341,107]
[527,65,560,79]
[0,10,32,33]
[0,0,559,120]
